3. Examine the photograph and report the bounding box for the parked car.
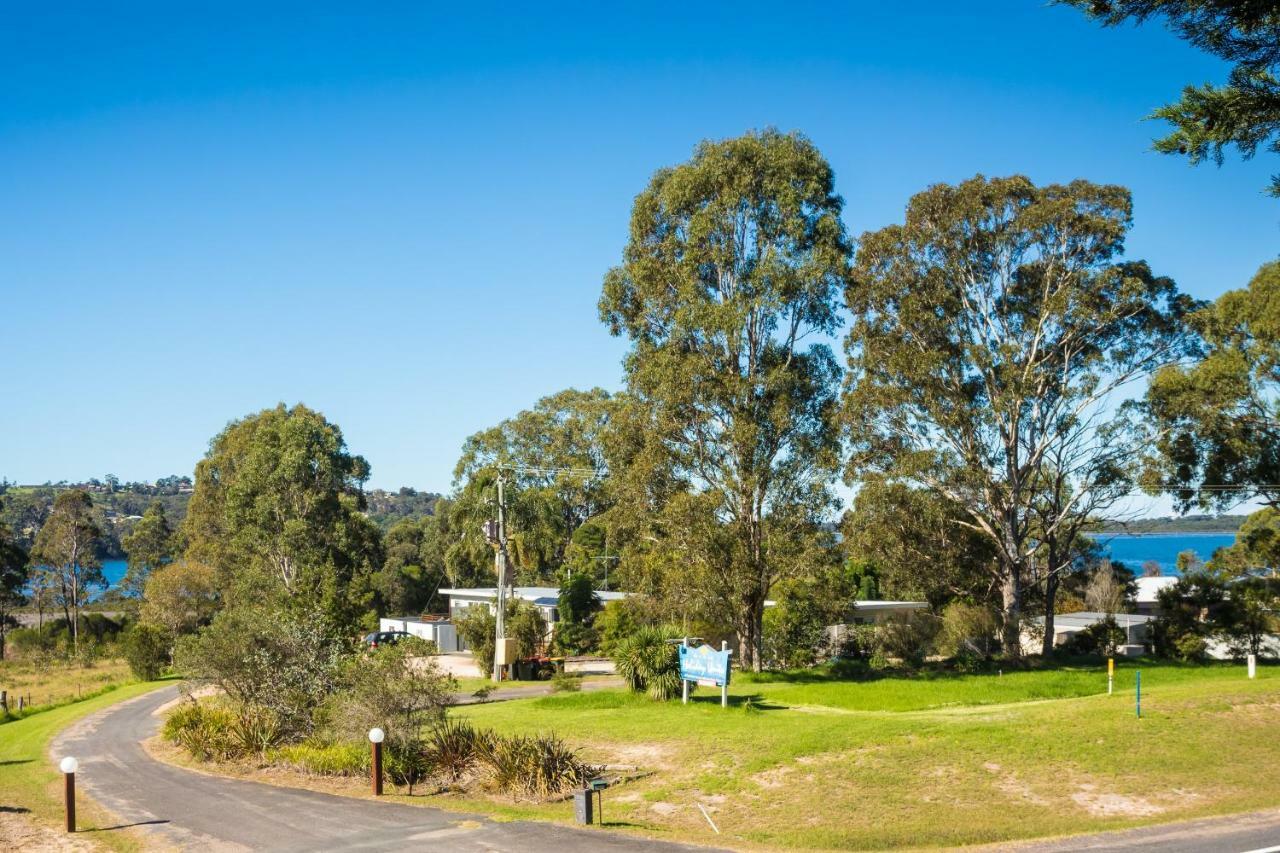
[362,630,413,649]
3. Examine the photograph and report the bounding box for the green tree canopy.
[1064,1,1280,195]
[0,508,29,660]
[31,489,104,653]
[843,175,1194,654]
[449,388,621,584]
[599,129,850,670]
[842,477,997,611]
[1146,261,1280,510]
[121,500,176,597]
[181,403,383,631]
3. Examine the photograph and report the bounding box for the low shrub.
[422,719,488,785]
[476,731,599,800]
[163,699,239,761]
[875,611,941,667]
[551,671,583,692]
[273,741,368,776]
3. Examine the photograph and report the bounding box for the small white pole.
[682,637,689,705]
[1248,654,1257,679]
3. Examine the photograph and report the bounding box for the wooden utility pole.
[492,472,509,682]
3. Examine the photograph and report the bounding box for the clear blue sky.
[3,2,1277,496]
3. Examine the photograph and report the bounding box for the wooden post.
[65,772,76,832]
[371,740,383,795]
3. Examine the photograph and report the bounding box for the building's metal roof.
[1029,611,1154,628]
[439,586,631,606]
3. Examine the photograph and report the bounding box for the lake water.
[1091,532,1236,576]
[92,533,1236,594]
[101,558,127,588]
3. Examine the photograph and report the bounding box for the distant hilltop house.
[380,585,632,654]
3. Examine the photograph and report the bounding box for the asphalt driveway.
[50,685,706,852]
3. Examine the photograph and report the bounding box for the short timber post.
[60,757,78,832]
[368,728,384,795]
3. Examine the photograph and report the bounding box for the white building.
[382,586,631,654]
[1022,611,1154,657]
[1134,575,1179,616]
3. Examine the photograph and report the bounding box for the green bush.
[476,731,599,800]
[937,603,1000,659]
[875,611,941,667]
[122,623,171,680]
[611,626,681,701]
[551,671,584,692]
[162,699,239,761]
[421,718,488,785]
[273,741,368,776]
[1058,616,1127,657]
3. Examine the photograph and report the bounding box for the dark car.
[362,630,413,649]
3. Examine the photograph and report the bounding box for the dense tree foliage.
[600,129,849,670]
[448,388,622,586]
[31,489,105,653]
[841,477,997,610]
[1146,261,1280,510]
[121,500,176,597]
[843,175,1193,654]
[0,507,28,660]
[1064,1,1280,195]
[181,404,383,631]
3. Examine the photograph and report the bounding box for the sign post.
[678,642,732,708]
[1107,657,1114,696]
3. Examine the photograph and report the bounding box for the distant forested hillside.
[1093,515,1247,535]
[0,477,440,559]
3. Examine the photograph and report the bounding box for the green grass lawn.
[453,660,1280,850]
[0,680,168,851]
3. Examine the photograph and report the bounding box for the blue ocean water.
[1091,533,1236,576]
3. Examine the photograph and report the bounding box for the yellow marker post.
[1108,657,1114,696]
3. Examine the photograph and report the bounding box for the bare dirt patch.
[0,810,99,852]
[1071,783,1166,817]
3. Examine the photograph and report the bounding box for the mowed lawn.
[455,662,1280,850]
[0,679,167,851]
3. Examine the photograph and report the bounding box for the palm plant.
[611,626,681,701]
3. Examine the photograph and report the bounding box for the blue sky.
[3,2,1277,500]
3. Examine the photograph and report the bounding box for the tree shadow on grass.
[688,692,787,711]
[0,806,31,814]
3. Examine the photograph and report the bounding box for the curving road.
[51,685,1280,852]
[50,685,708,852]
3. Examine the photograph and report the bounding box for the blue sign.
[679,643,732,686]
